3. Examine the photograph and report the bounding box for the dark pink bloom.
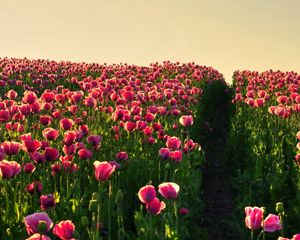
[144,113,155,122]
[44,147,60,162]
[138,185,156,204]
[166,136,181,150]
[78,148,92,160]
[41,91,55,103]
[159,148,170,160]
[179,115,193,127]
[263,214,282,232]
[53,220,76,240]
[122,90,135,102]
[60,118,74,131]
[87,135,102,150]
[0,160,21,178]
[116,151,128,161]
[26,181,43,194]
[24,212,53,235]
[30,152,46,164]
[254,98,265,108]
[244,206,264,230]
[23,163,36,174]
[170,150,183,163]
[22,91,37,104]
[146,197,166,215]
[1,141,21,155]
[40,194,56,210]
[179,208,189,215]
[93,161,116,181]
[0,109,10,122]
[42,128,59,141]
[6,90,18,100]
[124,121,136,132]
[39,115,53,126]
[22,140,42,153]
[63,131,77,146]
[63,144,76,156]
[158,182,180,199]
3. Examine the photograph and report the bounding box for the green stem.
[108,181,112,240]
[97,181,101,240]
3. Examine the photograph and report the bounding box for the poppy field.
[0,57,299,240]
[0,58,229,239]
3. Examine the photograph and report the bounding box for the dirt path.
[200,93,242,239]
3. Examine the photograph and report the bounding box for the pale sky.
[1,0,299,83]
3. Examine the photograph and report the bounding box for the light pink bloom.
[179,115,193,127]
[93,161,116,181]
[24,212,53,235]
[146,197,166,215]
[158,182,180,199]
[53,220,76,240]
[263,214,282,232]
[244,206,263,230]
[138,185,156,204]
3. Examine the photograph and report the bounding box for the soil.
[200,93,242,239]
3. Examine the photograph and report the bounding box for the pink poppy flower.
[23,163,36,174]
[179,115,193,127]
[39,115,53,126]
[40,194,56,210]
[22,91,37,104]
[44,147,60,162]
[78,148,92,160]
[146,197,166,215]
[26,181,43,194]
[292,234,300,240]
[87,135,102,150]
[93,161,116,181]
[179,207,189,215]
[64,131,77,146]
[158,148,170,160]
[30,152,46,164]
[0,160,21,179]
[158,182,180,199]
[124,121,136,132]
[42,128,59,141]
[53,220,76,240]
[60,118,74,131]
[116,151,128,161]
[41,91,56,103]
[263,214,282,232]
[63,144,76,156]
[22,140,42,153]
[0,109,10,122]
[1,141,21,155]
[6,89,18,100]
[170,150,183,163]
[244,206,264,230]
[166,136,181,150]
[24,212,53,235]
[138,185,156,204]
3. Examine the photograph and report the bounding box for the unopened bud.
[276,202,284,213]
[38,220,47,234]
